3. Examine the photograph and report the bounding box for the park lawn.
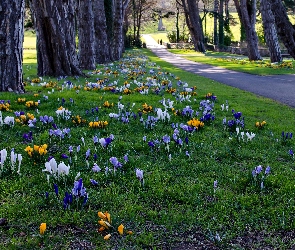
[1,48,295,249]
[167,49,295,75]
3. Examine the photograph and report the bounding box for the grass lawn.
[168,49,295,75]
[1,43,295,249]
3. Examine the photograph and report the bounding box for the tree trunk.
[181,0,205,52]
[268,0,295,59]
[233,0,262,60]
[219,0,224,45]
[110,0,130,60]
[260,0,282,62]
[93,0,110,64]
[213,0,219,45]
[77,0,96,70]
[0,0,25,93]
[31,0,83,76]
[111,0,124,60]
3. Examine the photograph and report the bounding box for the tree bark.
[233,0,262,60]
[260,0,282,62]
[213,0,219,45]
[31,0,83,76]
[111,0,124,60]
[110,0,130,60]
[93,0,110,64]
[181,0,205,52]
[219,0,224,45]
[0,0,25,93]
[268,0,295,59]
[77,0,96,70]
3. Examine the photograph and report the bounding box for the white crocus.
[10,150,17,171]
[57,162,70,176]
[0,111,3,125]
[17,154,22,174]
[49,157,58,174]
[4,116,14,126]
[246,132,256,141]
[0,149,7,170]
[42,162,53,174]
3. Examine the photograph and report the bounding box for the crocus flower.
[90,179,98,186]
[57,162,70,176]
[40,223,46,235]
[214,180,218,189]
[118,224,124,235]
[104,234,111,240]
[123,154,128,163]
[136,168,144,181]
[92,163,101,172]
[54,183,58,196]
[265,166,271,175]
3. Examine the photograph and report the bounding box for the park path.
[142,34,295,108]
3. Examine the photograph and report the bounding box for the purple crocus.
[265,166,271,175]
[124,154,128,163]
[85,149,90,160]
[109,156,122,168]
[61,154,68,159]
[162,135,170,144]
[90,179,98,186]
[63,192,73,209]
[54,183,58,196]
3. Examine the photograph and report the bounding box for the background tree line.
[0,0,295,93]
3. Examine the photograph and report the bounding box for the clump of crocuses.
[252,165,271,190]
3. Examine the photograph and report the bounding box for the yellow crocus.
[34,145,40,152]
[103,234,111,240]
[98,211,107,220]
[40,223,46,235]
[118,224,124,235]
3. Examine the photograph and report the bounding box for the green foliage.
[166,30,190,43]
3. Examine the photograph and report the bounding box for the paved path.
[142,35,295,108]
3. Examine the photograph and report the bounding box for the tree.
[233,0,262,60]
[219,0,224,45]
[0,0,25,93]
[213,0,219,45]
[110,0,130,61]
[93,0,110,64]
[30,0,83,76]
[181,0,206,52]
[260,0,282,62]
[77,0,96,70]
[269,0,295,59]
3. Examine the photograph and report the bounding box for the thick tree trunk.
[111,0,124,61]
[77,0,96,70]
[0,0,25,93]
[260,0,282,62]
[233,0,262,60]
[110,0,130,60]
[182,0,206,52]
[268,0,295,59]
[93,0,110,64]
[31,0,83,76]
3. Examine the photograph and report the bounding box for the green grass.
[23,30,36,50]
[1,46,295,249]
[167,49,295,75]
